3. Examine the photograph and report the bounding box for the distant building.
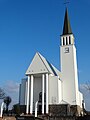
[19,8,84,116]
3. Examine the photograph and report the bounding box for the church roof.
[62,8,72,35]
[26,52,61,78]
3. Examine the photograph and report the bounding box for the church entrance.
[38,105,46,114]
[38,92,46,114]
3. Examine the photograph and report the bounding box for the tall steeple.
[62,8,72,35]
[60,8,80,106]
[60,8,74,46]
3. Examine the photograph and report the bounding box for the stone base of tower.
[70,105,83,116]
[49,104,83,117]
[16,104,83,117]
[49,104,70,116]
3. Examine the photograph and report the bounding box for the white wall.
[33,74,62,106]
[61,45,79,105]
[25,80,28,105]
[20,79,27,105]
[58,79,62,103]
[78,91,83,108]
[49,75,62,104]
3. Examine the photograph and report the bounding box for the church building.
[19,8,84,116]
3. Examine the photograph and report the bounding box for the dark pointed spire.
[62,8,72,35]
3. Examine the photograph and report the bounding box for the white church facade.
[19,9,84,116]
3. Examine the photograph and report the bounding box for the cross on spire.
[64,0,70,7]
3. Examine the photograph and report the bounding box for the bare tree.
[84,80,90,92]
[4,96,12,113]
[0,88,5,99]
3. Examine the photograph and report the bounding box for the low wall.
[49,104,83,116]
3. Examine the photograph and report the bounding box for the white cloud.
[80,84,90,111]
[4,80,19,93]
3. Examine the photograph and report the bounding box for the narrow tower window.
[66,37,68,45]
[69,36,71,44]
[63,37,65,45]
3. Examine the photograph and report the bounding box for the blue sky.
[0,0,90,110]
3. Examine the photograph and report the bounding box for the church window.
[66,37,68,45]
[39,92,46,102]
[63,37,65,45]
[69,36,71,44]
[39,92,42,102]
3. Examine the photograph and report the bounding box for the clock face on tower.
[65,47,69,53]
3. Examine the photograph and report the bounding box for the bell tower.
[60,8,79,105]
